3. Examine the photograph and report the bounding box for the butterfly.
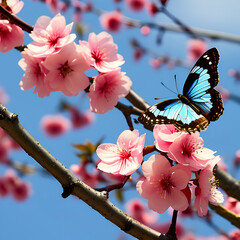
[138,48,224,132]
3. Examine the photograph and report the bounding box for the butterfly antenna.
[174,74,180,94]
[161,82,177,95]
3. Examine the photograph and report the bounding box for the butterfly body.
[138,48,224,132]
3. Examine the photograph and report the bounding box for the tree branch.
[125,89,150,111]
[209,203,240,229]
[214,165,240,201]
[0,5,33,33]
[0,103,161,240]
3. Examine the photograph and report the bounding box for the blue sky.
[0,0,240,239]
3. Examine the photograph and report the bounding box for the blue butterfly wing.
[183,48,224,121]
[138,99,209,132]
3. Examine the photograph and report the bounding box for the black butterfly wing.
[183,48,224,121]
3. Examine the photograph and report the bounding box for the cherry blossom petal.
[170,168,191,190]
[142,154,171,178]
[96,144,121,164]
[0,20,24,53]
[153,124,183,152]
[148,192,171,214]
[169,188,189,211]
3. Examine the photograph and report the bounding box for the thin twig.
[115,101,142,130]
[90,5,240,44]
[95,176,130,192]
[209,203,240,229]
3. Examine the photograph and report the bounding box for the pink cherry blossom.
[98,165,126,182]
[13,181,32,202]
[44,43,90,96]
[187,39,207,62]
[194,162,224,217]
[100,11,123,32]
[18,49,51,98]
[79,32,124,72]
[88,69,132,114]
[125,199,158,226]
[168,132,216,171]
[0,169,31,201]
[71,164,98,188]
[97,129,145,176]
[224,197,240,216]
[136,154,191,214]
[140,25,150,36]
[68,107,95,129]
[28,13,76,58]
[153,124,183,152]
[125,0,147,12]
[41,114,71,137]
[0,20,24,53]
[1,0,24,14]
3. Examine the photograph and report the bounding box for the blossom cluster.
[0,170,31,202]
[18,14,132,114]
[139,124,224,216]
[96,125,224,217]
[0,0,25,53]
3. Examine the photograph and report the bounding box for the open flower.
[97,130,145,175]
[44,43,90,96]
[88,69,132,114]
[41,114,71,137]
[28,13,76,58]
[136,154,191,214]
[100,11,123,32]
[79,32,124,72]
[168,132,216,171]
